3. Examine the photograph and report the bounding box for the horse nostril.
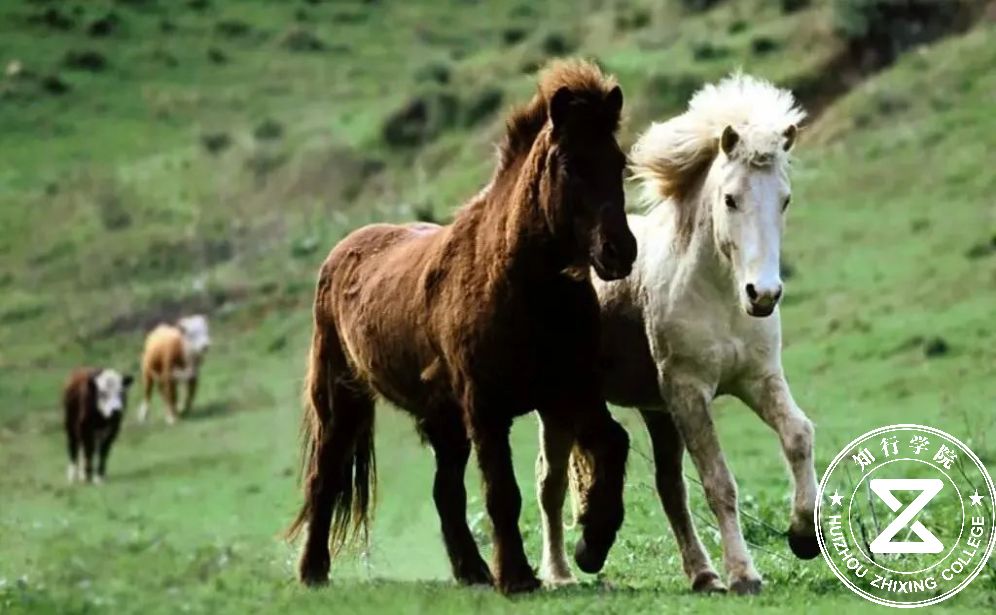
[773,287,783,303]
[745,284,758,301]
[602,241,618,263]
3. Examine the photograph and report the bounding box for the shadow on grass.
[184,399,235,421]
[106,451,236,483]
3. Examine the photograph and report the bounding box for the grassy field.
[1,0,995,613]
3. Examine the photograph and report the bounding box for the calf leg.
[736,374,818,559]
[80,427,97,483]
[535,413,575,585]
[422,413,492,586]
[641,409,724,592]
[138,370,153,422]
[471,413,539,594]
[160,378,179,425]
[666,380,761,595]
[65,425,80,483]
[182,376,198,415]
[96,422,121,482]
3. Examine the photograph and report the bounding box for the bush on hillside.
[254,118,284,141]
[201,132,232,154]
[680,0,723,12]
[781,0,811,12]
[833,0,978,66]
[40,74,71,95]
[540,31,577,56]
[751,36,780,55]
[215,19,252,38]
[280,27,326,52]
[414,61,451,85]
[27,8,75,30]
[87,13,121,37]
[501,27,527,46]
[382,88,459,148]
[462,86,503,127]
[64,50,109,72]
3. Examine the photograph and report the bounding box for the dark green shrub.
[462,86,503,127]
[382,88,459,148]
[414,61,451,85]
[254,118,284,141]
[64,50,108,72]
[201,132,231,154]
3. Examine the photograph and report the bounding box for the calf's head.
[92,369,134,418]
[178,315,211,361]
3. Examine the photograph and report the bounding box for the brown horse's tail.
[286,314,376,584]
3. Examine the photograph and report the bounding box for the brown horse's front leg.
[570,403,628,574]
[423,413,492,587]
[472,415,540,594]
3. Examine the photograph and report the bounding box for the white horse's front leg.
[535,414,576,586]
[736,373,818,559]
[666,379,762,595]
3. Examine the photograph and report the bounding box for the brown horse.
[286,60,636,594]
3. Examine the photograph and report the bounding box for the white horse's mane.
[630,73,806,216]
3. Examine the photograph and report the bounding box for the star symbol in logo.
[829,489,844,507]
[968,489,984,507]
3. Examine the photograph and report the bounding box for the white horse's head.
[630,73,805,318]
[711,122,798,317]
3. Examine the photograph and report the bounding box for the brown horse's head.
[520,61,636,281]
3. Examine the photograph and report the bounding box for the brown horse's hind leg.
[293,321,377,587]
[422,412,493,587]
[641,410,724,593]
[297,379,375,586]
[471,411,540,594]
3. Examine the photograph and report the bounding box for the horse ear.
[783,124,798,151]
[605,85,623,118]
[549,86,573,130]
[720,125,739,155]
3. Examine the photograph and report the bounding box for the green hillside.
[1,0,994,613]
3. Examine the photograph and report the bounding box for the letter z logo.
[868,479,944,554]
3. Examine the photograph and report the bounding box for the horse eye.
[783,195,791,211]
[724,194,737,210]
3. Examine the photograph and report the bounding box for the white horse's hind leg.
[535,415,576,586]
[640,409,725,592]
[666,380,762,595]
[736,374,818,559]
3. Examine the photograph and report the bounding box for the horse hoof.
[540,563,576,587]
[298,550,331,587]
[498,571,541,595]
[729,576,763,596]
[788,532,820,560]
[573,536,609,574]
[455,559,494,587]
[691,570,726,593]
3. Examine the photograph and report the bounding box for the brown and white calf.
[64,367,133,484]
[138,315,210,424]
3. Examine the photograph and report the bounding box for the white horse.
[536,74,818,594]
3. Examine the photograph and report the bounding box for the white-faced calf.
[64,367,134,484]
[138,315,210,424]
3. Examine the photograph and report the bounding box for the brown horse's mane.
[497,59,620,175]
